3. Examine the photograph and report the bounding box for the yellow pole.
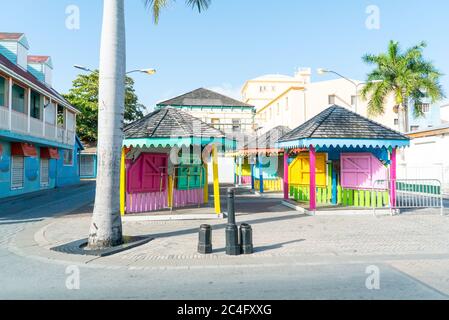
[120,147,126,216]
[212,144,221,214]
[168,175,173,207]
[203,162,209,204]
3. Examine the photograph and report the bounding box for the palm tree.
[361,40,444,133]
[88,0,211,249]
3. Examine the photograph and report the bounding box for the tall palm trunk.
[88,0,125,249]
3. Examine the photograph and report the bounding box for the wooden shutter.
[40,158,49,186]
[11,156,24,189]
[127,153,168,193]
[80,155,95,177]
[289,153,327,187]
[340,153,387,189]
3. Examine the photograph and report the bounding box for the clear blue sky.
[1,0,448,112]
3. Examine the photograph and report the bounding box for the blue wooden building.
[0,32,82,198]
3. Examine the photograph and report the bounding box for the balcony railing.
[0,106,75,146]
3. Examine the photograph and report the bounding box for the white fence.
[372,179,444,215]
[0,107,8,129]
[0,107,75,146]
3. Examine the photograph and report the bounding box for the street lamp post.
[317,68,382,114]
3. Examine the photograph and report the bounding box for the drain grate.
[51,236,154,257]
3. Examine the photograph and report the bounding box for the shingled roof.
[124,107,226,139]
[278,105,409,146]
[157,88,254,108]
[245,126,291,150]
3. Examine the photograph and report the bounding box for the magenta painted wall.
[126,189,204,213]
[340,153,387,190]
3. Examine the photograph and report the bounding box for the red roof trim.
[27,55,50,63]
[0,33,23,40]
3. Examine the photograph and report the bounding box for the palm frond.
[185,0,211,12]
[144,0,211,24]
[144,0,169,24]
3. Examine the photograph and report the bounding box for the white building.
[402,124,449,195]
[242,70,400,134]
[156,88,256,136]
[440,100,449,123]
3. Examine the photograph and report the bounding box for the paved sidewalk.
[9,193,449,269]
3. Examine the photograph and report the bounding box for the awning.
[40,147,60,159]
[11,142,37,157]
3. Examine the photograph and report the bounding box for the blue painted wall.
[56,144,81,187]
[0,138,81,199]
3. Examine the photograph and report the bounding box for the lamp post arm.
[327,70,358,87]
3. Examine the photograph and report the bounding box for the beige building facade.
[242,71,399,134]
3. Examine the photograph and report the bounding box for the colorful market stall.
[121,107,234,216]
[236,126,291,193]
[277,105,410,212]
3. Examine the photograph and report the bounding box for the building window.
[40,158,49,187]
[276,103,280,116]
[232,119,241,133]
[63,149,73,166]
[285,97,289,111]
[351,95,357,107]
[12,84,26,113]
[30,91,41,120]
[410,125,420,132]
[57,105,65,126]
[394,119,399,125]
[417,103,431,113]
[328,95,336,105]
[0,76,5,107]
[272,86,276,92]
[11,156,24,189]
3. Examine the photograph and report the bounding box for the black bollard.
[198,224,212,254]
[239,224,254,254]
[226,188,240,255]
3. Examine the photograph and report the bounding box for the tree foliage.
[361,41,445,118]
[63,71,145,142]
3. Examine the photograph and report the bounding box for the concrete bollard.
[226,188,241,256]
[239,223,253,254]
[198,224,212,254]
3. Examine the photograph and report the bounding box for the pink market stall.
[277,105,410,213]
